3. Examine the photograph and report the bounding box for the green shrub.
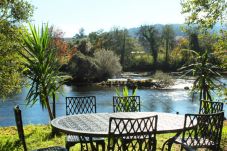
[94,49,122,80]
[67,51,99,82]
[152,70,174,86]
[125,54,153,71]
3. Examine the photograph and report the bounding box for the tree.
[20,24,70,120]
[181,0,227,30]
[138,25,160,66]
[89,28,130,69]
[161,25,175,64]
[188,30,200,52]
[179,50,223,101]
[181,0,226,105]
[0,0,33,98]
[49,26,77,64]
[74,28,86,39]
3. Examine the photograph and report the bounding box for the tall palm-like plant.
[179,50,223,101]
[20,24,69,120]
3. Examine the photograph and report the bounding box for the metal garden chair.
[107,115,158,151]
[162,112,224,151]
[113,96,140,112]
[14,105,67,151]
[199,100,224,114]
[65,96,105,150]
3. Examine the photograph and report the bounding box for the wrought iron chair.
[65,96,105,150]
[162,112,224,151]
[199,100,224,114]
[113,96,140,112]
[107,115,158,151]
[14,105,67,151]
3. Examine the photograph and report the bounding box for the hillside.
[64,23,226,40]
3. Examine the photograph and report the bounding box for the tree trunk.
[45,96,54,120]
[165,40,169,64]
[43,88,54,120]
[120,31,126,69]
[52,93,56,119]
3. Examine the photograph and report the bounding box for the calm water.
[0,78,226,126]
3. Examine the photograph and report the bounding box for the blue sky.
[30,0,185,37]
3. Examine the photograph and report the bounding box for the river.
[0,78,226,126]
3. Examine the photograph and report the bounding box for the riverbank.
[97,71,193,89]
[1,121,227,150]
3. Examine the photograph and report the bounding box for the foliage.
[115,86,138,112]
[67,51,99,82]
[152,71,174,87]
[0,0,33,98]
[0,0,33,23]
[88,28,135,68]
[126,53,153,71]
[115,86,137,97]
[49,26,77,64]
[73,28,86,40]
[0,29,24,99]
[20,24,70,120]
[161,25,175,64]
[188,29,200,52]
[181,0,227,30]
[179,50,223,101]
[94,49,122,80]
[72,28,93,56]
[1,122,227,150]
[138,25,160,66]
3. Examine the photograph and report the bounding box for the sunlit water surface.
[0,78,226,126]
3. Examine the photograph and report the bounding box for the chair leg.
[161,139,174,151]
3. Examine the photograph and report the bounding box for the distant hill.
[128,23,226,38]
[64,24,226,40]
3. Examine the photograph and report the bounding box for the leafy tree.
[188,30,200,52]
[72,28,93,55]
[20,24,70,120]
[0,0,33,98]
[0,0,33,23]
[74,28,86,39]
[101,28,128,65]
[179,50,223,101]
[161,25,175,64]
[49,26,69,64]
[67,51,99,82]
[138,25,160,67]
[181,0,227,30]
[89,28,134,69]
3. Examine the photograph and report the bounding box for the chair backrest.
[182,112,224,149]
[113,96,140,112]
[107,115,157,151]
[66,96,96,115]
[14,105,27,151]
[199,100,224,114]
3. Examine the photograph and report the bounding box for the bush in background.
[67,51,99,82]
[94,49,122,80]
[152,70,174,86]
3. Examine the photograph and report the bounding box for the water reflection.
[0,80,226,126]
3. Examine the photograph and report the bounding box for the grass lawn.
[0,121,227,151]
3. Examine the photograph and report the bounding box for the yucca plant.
[19,23,70,120]
[179,50,223,101]
[115,86,138,112]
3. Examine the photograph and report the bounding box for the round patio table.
[51,112,186,136]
